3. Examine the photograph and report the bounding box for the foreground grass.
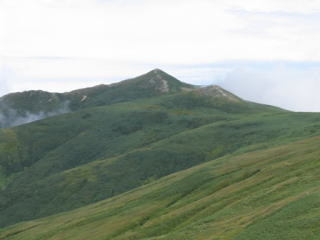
[1,136,320,240]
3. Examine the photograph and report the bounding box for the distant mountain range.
[0,69,320,239]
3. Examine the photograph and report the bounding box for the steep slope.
[0,69,194,128]
[1,136,320,240]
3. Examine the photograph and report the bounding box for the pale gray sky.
[1,0,320,111]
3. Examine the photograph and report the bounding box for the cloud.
[218,63,320,112]
[0,100,71,128]
[0,77,9,97]
[0,60,12,96]
[227,0,320,14]
[0,57,160,93]
[2,0,320,63]
[1,0,320,111]
[0,56,232,93]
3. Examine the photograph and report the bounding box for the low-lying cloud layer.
[0,101,70,128]
[218,64,320,112]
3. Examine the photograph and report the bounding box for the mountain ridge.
[0,69,244,128]
[0,69,194,128]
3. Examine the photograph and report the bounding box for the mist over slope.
[0,99,70,128]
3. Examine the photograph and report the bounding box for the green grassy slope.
[1,69,320,230]
[1,85,320,228]
[0,89,284,226]
[1,136,320,240]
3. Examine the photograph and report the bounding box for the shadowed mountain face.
[0,69,319,233]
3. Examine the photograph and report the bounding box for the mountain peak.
[127,69,195,94]
[149,68,164,74]
[144,68,174,79]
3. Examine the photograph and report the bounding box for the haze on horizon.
[1,0,320,111]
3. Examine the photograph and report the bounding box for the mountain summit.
[113,68,195,93]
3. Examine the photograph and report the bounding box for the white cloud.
[218,64,320,112]
[228,0,320,14]
[0,60,12,96]
[2,0,320,63]
[1,0,320,111]
[0,57,227,93]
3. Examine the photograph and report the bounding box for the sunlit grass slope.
[1,136,320,240]
[1,93,320,227]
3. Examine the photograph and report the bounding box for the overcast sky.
[1,0,320,111]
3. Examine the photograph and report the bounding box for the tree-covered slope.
[1,136,320,240]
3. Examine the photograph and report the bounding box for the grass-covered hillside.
[1,69,320,234]
[1,136,320,240]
